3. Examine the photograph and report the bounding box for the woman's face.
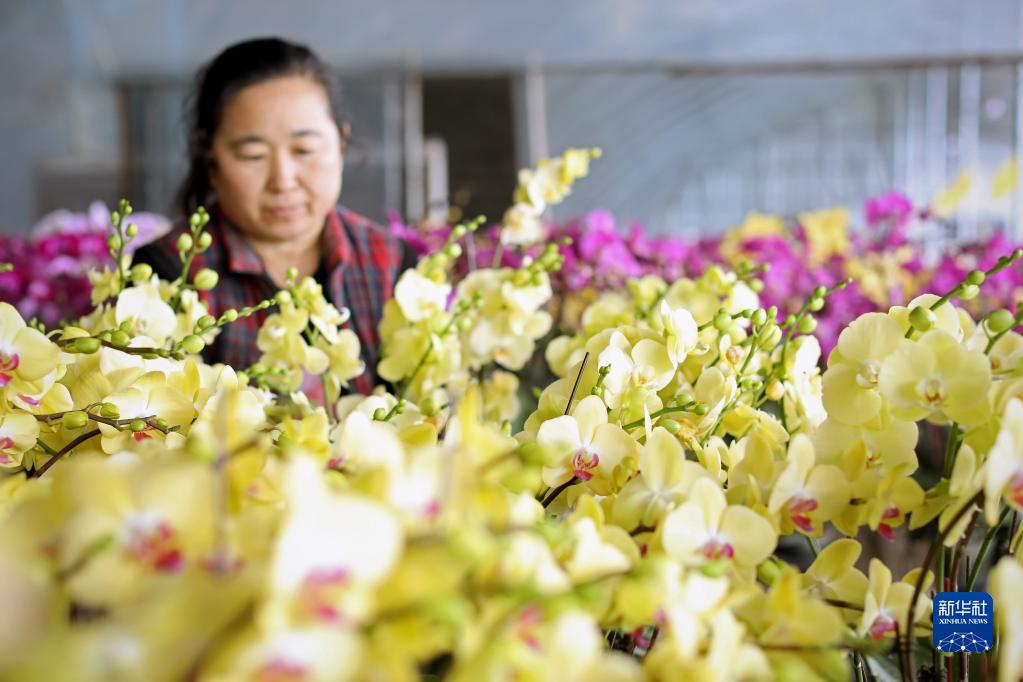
[208,75,342,245]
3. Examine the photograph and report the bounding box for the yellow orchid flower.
[97,372,194,453]
[989,557,1023,682]
[983,397,1023,524]
[880,329,991,425]
[394,268,451,322]
[858,559,932,641]
[752,566,846,647]
[612,427,710,531]
[0,409,40,470]
[598,331,676,408]
[801,538,868,608]
[822,312,908,426]
[51,455,217,608]
[0,303,62,405]
[661,477,777,571]
[767,434,850,537]
[556,495,637,583]
[538,394,638,496]
[270,456,403,626]
[113,276,178,344]
[799,207,851,265]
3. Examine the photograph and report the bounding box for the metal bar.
[957,63,982,241]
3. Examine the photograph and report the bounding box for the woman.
[134,38,416,395]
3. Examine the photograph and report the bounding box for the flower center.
[120,513,182,572]
[0,351,19,386]
[856,360,880,388]
[789,496,819,533]
[1008,472,1023,508]
[257,658,308,682]
[877,504,900,541]
[701,537,735,560]
[299,566,350,623]
[869,613,897,640]
[572,448,600,482]
[915,377,946,406]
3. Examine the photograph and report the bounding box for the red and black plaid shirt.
[134,206,415,395]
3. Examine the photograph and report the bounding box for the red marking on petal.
[702,538,735,560]
[571,449,600,481]
[133,431,152,442]
[792,514,815,533]
[17,394,39,406]
[882,505,900,520]
[869,615,896,640]
[878,523,895,541]
[0,453,11,465]
[153,548,183,572]
[423,499,440,519]
[257,658,308,682]
[0,373,11,387]
[1009,473,1023,507]
[0,437,14,450]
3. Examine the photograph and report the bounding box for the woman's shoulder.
[334,206,417,274]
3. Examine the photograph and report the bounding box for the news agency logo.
[932,592,994,653]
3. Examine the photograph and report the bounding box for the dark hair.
[177,37,343,217]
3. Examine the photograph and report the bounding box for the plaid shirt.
[133,206,415,396]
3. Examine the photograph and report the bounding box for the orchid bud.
[193,268,219,291]
[69,337,101,354]
[62,411,89,430]
[176,234,193,253]
[908,306,936,332]
[180,335,205,355]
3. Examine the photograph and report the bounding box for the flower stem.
[903,489,984,681]
[32,429,101,477]
[563,351,590,416]
[541,476,579,508]
[965,505,1011,591]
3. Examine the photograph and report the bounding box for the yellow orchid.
[799,207,851,264]
[612,426,711,531]
[801,538,868,608]
[270,456,403,626]
[767,434,850,537]
[97,372,194,453]
[556,495,637,582]
[879,328,990,425]
[858,559,932,641]
[0,409,40,470]
[749,566,846,647]
[989,557,1023,682]
[394,268,451,322]
[257,304,329,390]
[114,275,178,344]
[661,477,777,571]
[50,454,217,608]
[0,303,62,405]
[598,331,676,407]
[822,312,907,426]
[983,397,1023,524]
[538,394,638,495]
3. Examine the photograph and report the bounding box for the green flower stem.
[985,310,1023,354]
[621,402,696,431]
[34,438,58,456]
[56,337,166,357]
[965,505,1011,591]
[804,534,819,558]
